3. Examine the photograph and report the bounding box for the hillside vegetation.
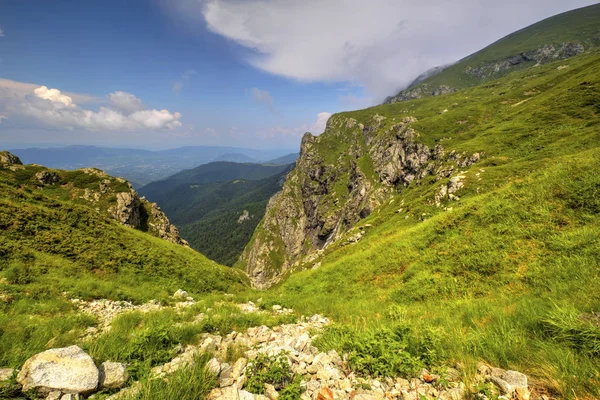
[385,3,600,103]
[240,51,600,397]
[0,159,248,368]
[140,162,292,265]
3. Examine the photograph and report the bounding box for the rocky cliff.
[239,115,481,288]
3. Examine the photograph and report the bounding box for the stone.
[99,362,128,390]
[173,289,189,299]
[46,392,62,400]
[0,368,14,382]
[265,383,279,400]
[238,390,255,400]
[16,345,99,395]
[206,358,221,375]
[232,358,247,379]
[60,394,80,400]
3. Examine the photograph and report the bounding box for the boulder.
[99,362,128,390]
[16,346,99,395]
[173,289,189,299]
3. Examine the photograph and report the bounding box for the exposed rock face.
[465,41,585,80]
[385,41,587,104]
[148,202,189,246]
[16,345,99,395]
[109,188,188,246]
[0,151,23,166]
[385,85,456,104]
[112,192,142,228]
[240,115,480,288]
[35,170,61,185]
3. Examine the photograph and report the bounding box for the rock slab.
[16,345,99,395]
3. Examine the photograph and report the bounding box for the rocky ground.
[0,294,540,400]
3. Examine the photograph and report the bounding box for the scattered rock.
[99,362,128,390]
[16,345,99,395]
[174,289,189,299]
[0,368,14,382]
[0,151,23,167]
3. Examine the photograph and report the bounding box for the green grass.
[236,52,600,398]
[0,165,248,369]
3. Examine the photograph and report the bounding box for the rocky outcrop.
[0,151,23,166]
[108,186,188,246]
[16,346,99,395]
[384,85,456,104]
[35,170,61,185]
[465,41,585,80]
[148,202,189,246]
[0,151,24,171]
[112,191,142,228]
[240,115,480,288]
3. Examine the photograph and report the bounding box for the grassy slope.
[0,165,248,368]
[249,53,600,397]
[411,4,600,90]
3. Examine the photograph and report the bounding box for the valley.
[2,3,600,400]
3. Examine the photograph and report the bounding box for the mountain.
[236,44,600,395]
[139,162,293,265]
[9,145,295,187]
[265,153,299,165]
[213,153,259,163]
[384,3,600,104]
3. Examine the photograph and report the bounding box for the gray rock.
[35,171,61,185]
[16,345,99,395]
[173,289,189,299]
[46,391,62,400]
[99,362,128,390]
[264,383,279,399]
[0,151,23,166]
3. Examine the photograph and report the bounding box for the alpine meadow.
[1,2,600,400]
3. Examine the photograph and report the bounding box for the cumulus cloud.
[167,0,597,100]
[0,81,181,131]
[311,112,331,134]
[263,112,331,139]
[107,91,145,114]
[172,68,198,94]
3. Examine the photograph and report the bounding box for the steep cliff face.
[239,115,480,288]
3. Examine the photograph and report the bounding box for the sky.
[0,0,597,150]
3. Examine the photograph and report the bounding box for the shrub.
[245,353,295,394]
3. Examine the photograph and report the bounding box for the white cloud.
[311,112,331,135]
[34,86,75,107]
[107,91,145,114]
[1,81,182,131]
[172,68,198,94]
[262,112,331,138]
[0,29,5,37]
[167,0,597,101]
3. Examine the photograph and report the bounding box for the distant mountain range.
[8,145,296,188]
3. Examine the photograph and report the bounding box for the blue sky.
[0,0,596,149]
